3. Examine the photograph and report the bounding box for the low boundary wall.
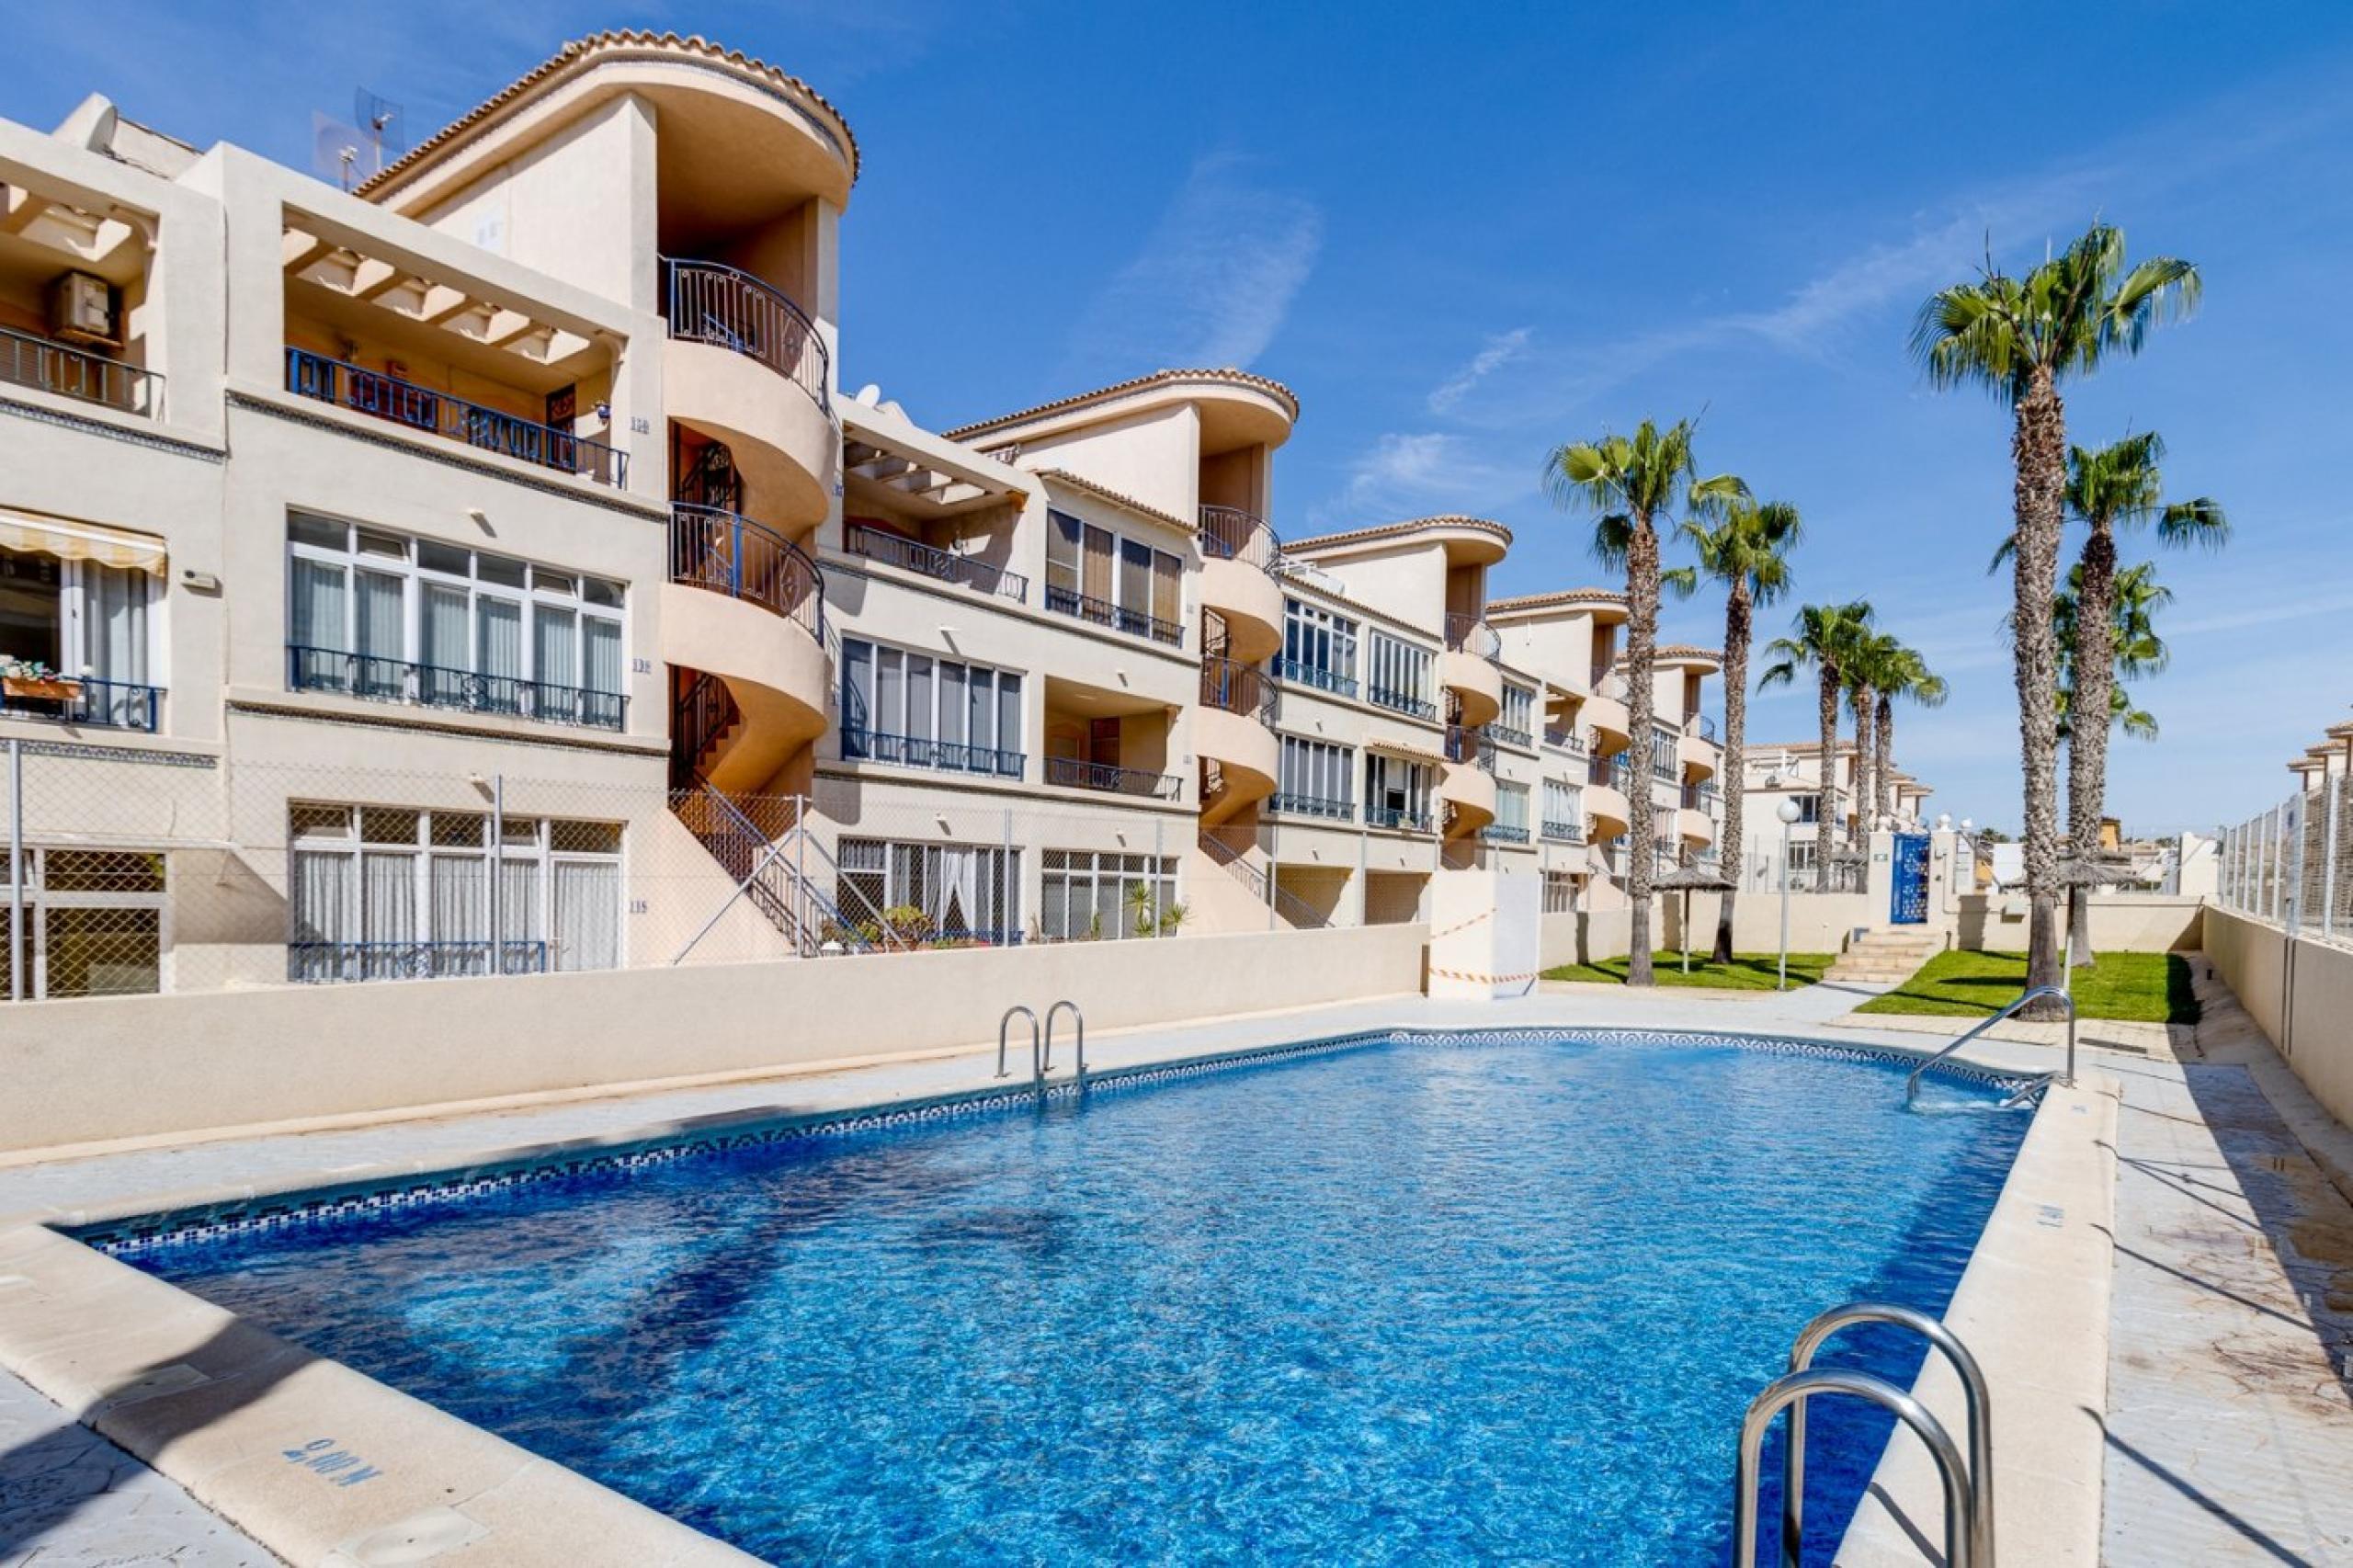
[2207,907,2353,1128]
[0,925,1427,1156]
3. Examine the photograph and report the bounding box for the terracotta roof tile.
[1283,516,1513,555]
[946,369,1301,441]
[1032,470,1192,534]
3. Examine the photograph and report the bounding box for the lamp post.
[1777,797,1803,990]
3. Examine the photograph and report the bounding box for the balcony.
[1200,655,1278,724]
[1542,818,1586,844]
[1491,723,1533,749]
[1198,506,1285,663]
[847,522,1027,603]
[1444,613,1502,662]
[670,505,825,642]
[1047,585,1183,648]
[1267,792,1354,823]
[1046,756,1181,799]
[663,257,828,415]
[3,325,160,416]
[1682,781,1721,812]
[1445,725,1497,775]
[1369,684,1438,722]
[288,647,625,731]
[1688,712,1719,742]
[1481,824,1531,846]
[1275,656,1356,699]
[285,349,627,486]
[1198,506,1281,570]
[1438,615,1503,726]
[845,726,1024,779]
[1543,726,1587,756]
[0,674,163,733]
[1367,805,1434,834]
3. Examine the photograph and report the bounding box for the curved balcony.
[1581,689,1631,748]
[1440,615,1504,728]
[664,504,828,791]
[1198,506,1285,663]
[1583,753,1632,840]
[1677,808,1717,846]
[1679,731,1720,779]
[1439,759,1496,839]
[664,258,835,534]
[1198,656,1280,827]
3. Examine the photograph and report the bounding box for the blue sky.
[13,1,2351,835]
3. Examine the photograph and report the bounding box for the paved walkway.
[6,964,2353,1563]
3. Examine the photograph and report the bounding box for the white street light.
[1776,797,1803,990]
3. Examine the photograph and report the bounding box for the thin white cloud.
[1427,327,1531,413]
[1066,153,1322,374]
[1312,431,1530,528]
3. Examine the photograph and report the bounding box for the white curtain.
[430,854,487,975]
[355,570,404,698]
[499,858,541,971]
[477,597,522,711]
[290,849,351,982]
[360,850,415,979]
[534,605,576,693]
[422,585,469,709]
[583,616,622,721]
[551,860,620,971]
[290,560,346,694]
[80,563,149,726]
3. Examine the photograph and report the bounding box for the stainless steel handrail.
[996,1005,1040,1082]
[1044,999,1086,1092]
[1734,1368,1974,1568]
[1905,984,2075,1106]
[1786,1302,1994,1566]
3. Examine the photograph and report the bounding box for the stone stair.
[1825,926,1946,985]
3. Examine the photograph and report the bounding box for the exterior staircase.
[1826,926,1946,985]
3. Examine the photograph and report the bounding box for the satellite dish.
[355,89,405,159]
[311,112,371,190]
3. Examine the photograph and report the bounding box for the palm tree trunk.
[1849,687,1875,851]
[1712,582,1751,964]
[1625,520,1661,986]
[1875,695,1895,825]
[2012,367,2068,1002]
[2066,520,2119,966]
[1815,666,1838,892]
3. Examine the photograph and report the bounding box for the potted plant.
[0,658,80,702]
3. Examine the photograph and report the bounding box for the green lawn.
[1540,952,1836,990]
[1854,949,2200,1025]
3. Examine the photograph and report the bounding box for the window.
[0,548,160,730]
[1650,722,1679,780]
[1045,509,1182,645]
[1281,599,1358,698]
[836,838,1020,944]
[1365,753,1433,832]
[287,803,622,983]
[286,514,625,729]
[0,847,167,999]
[1542,778,1584,840]
[1366,631,1434,719]
[1795,792,1821,824]
[1497,685,1536,745]
[1273,736,1354,820]
[1040,849,1176,941]
[1543,869,1580,915]
[839,638,1024,777]
[1488,782,1531,842]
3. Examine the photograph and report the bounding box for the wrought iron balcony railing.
[1046,585,1183,648]
[1274,655,1356,700]
[846,522,1026,602]
[1267,792,1354,822]
[844,726,1024,779]
[670,504,825,644]
[3,324,160,415]
[0,675,163,733]
[285,347,626,485]
[287,646,626,730]
[1482,824,1531,845]
[1543,726,1587,756]
[1368,684,1438,722]
[662,256,829,415]
[1542,818,1586,844]
[1445,724,1497,774]
[1491,723,1533,749]
[1198,505,1282,573]
[1444,612,1502,662]
[1200,655,1279,725]
[1367,805,1435,834]
[1045,756,1182,799]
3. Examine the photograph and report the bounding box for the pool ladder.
[1733,1301,1993,1567]
[1905,984,2075,1108]
[995,1001,1086,1097]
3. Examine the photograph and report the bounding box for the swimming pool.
[128,1030,2028,1563]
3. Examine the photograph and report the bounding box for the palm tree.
[1678,497,1802,962]
[1874,642,1949,825]
[1843,634,1894,849]
[1544,420,1745,985]
[2053,556,2178,958]
[1913,222,2200,998]
[1760,600,1875,890]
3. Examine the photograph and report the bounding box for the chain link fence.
[2215,774,2353,948]
[0,738,1222,1005]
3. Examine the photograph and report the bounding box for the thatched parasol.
[1655,861,1735,973]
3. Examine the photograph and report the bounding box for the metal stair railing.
[1905,985,2075,1107]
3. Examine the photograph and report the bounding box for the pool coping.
[0,1025,2102,1566]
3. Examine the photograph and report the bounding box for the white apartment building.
[1737,740,1934,891]
[0,31,1722,1004]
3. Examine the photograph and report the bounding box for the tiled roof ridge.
[1284,516,1513,554]
[356,30,861,199]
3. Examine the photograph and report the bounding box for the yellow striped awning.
[0,510,167,576]
[1367,738,1446,767]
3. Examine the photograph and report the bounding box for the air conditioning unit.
[47,270,118,347]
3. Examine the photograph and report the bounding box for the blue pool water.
[136,1034,2026,1564]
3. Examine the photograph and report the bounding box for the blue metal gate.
[1891,833,1930,924]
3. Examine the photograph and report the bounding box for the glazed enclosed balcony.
[1197,506,1285,664]
[663,257,835,533]
[1440,613,1504,727]
[1196,655,1279,826]
[284,349,627,484]
[662,503,827,790]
